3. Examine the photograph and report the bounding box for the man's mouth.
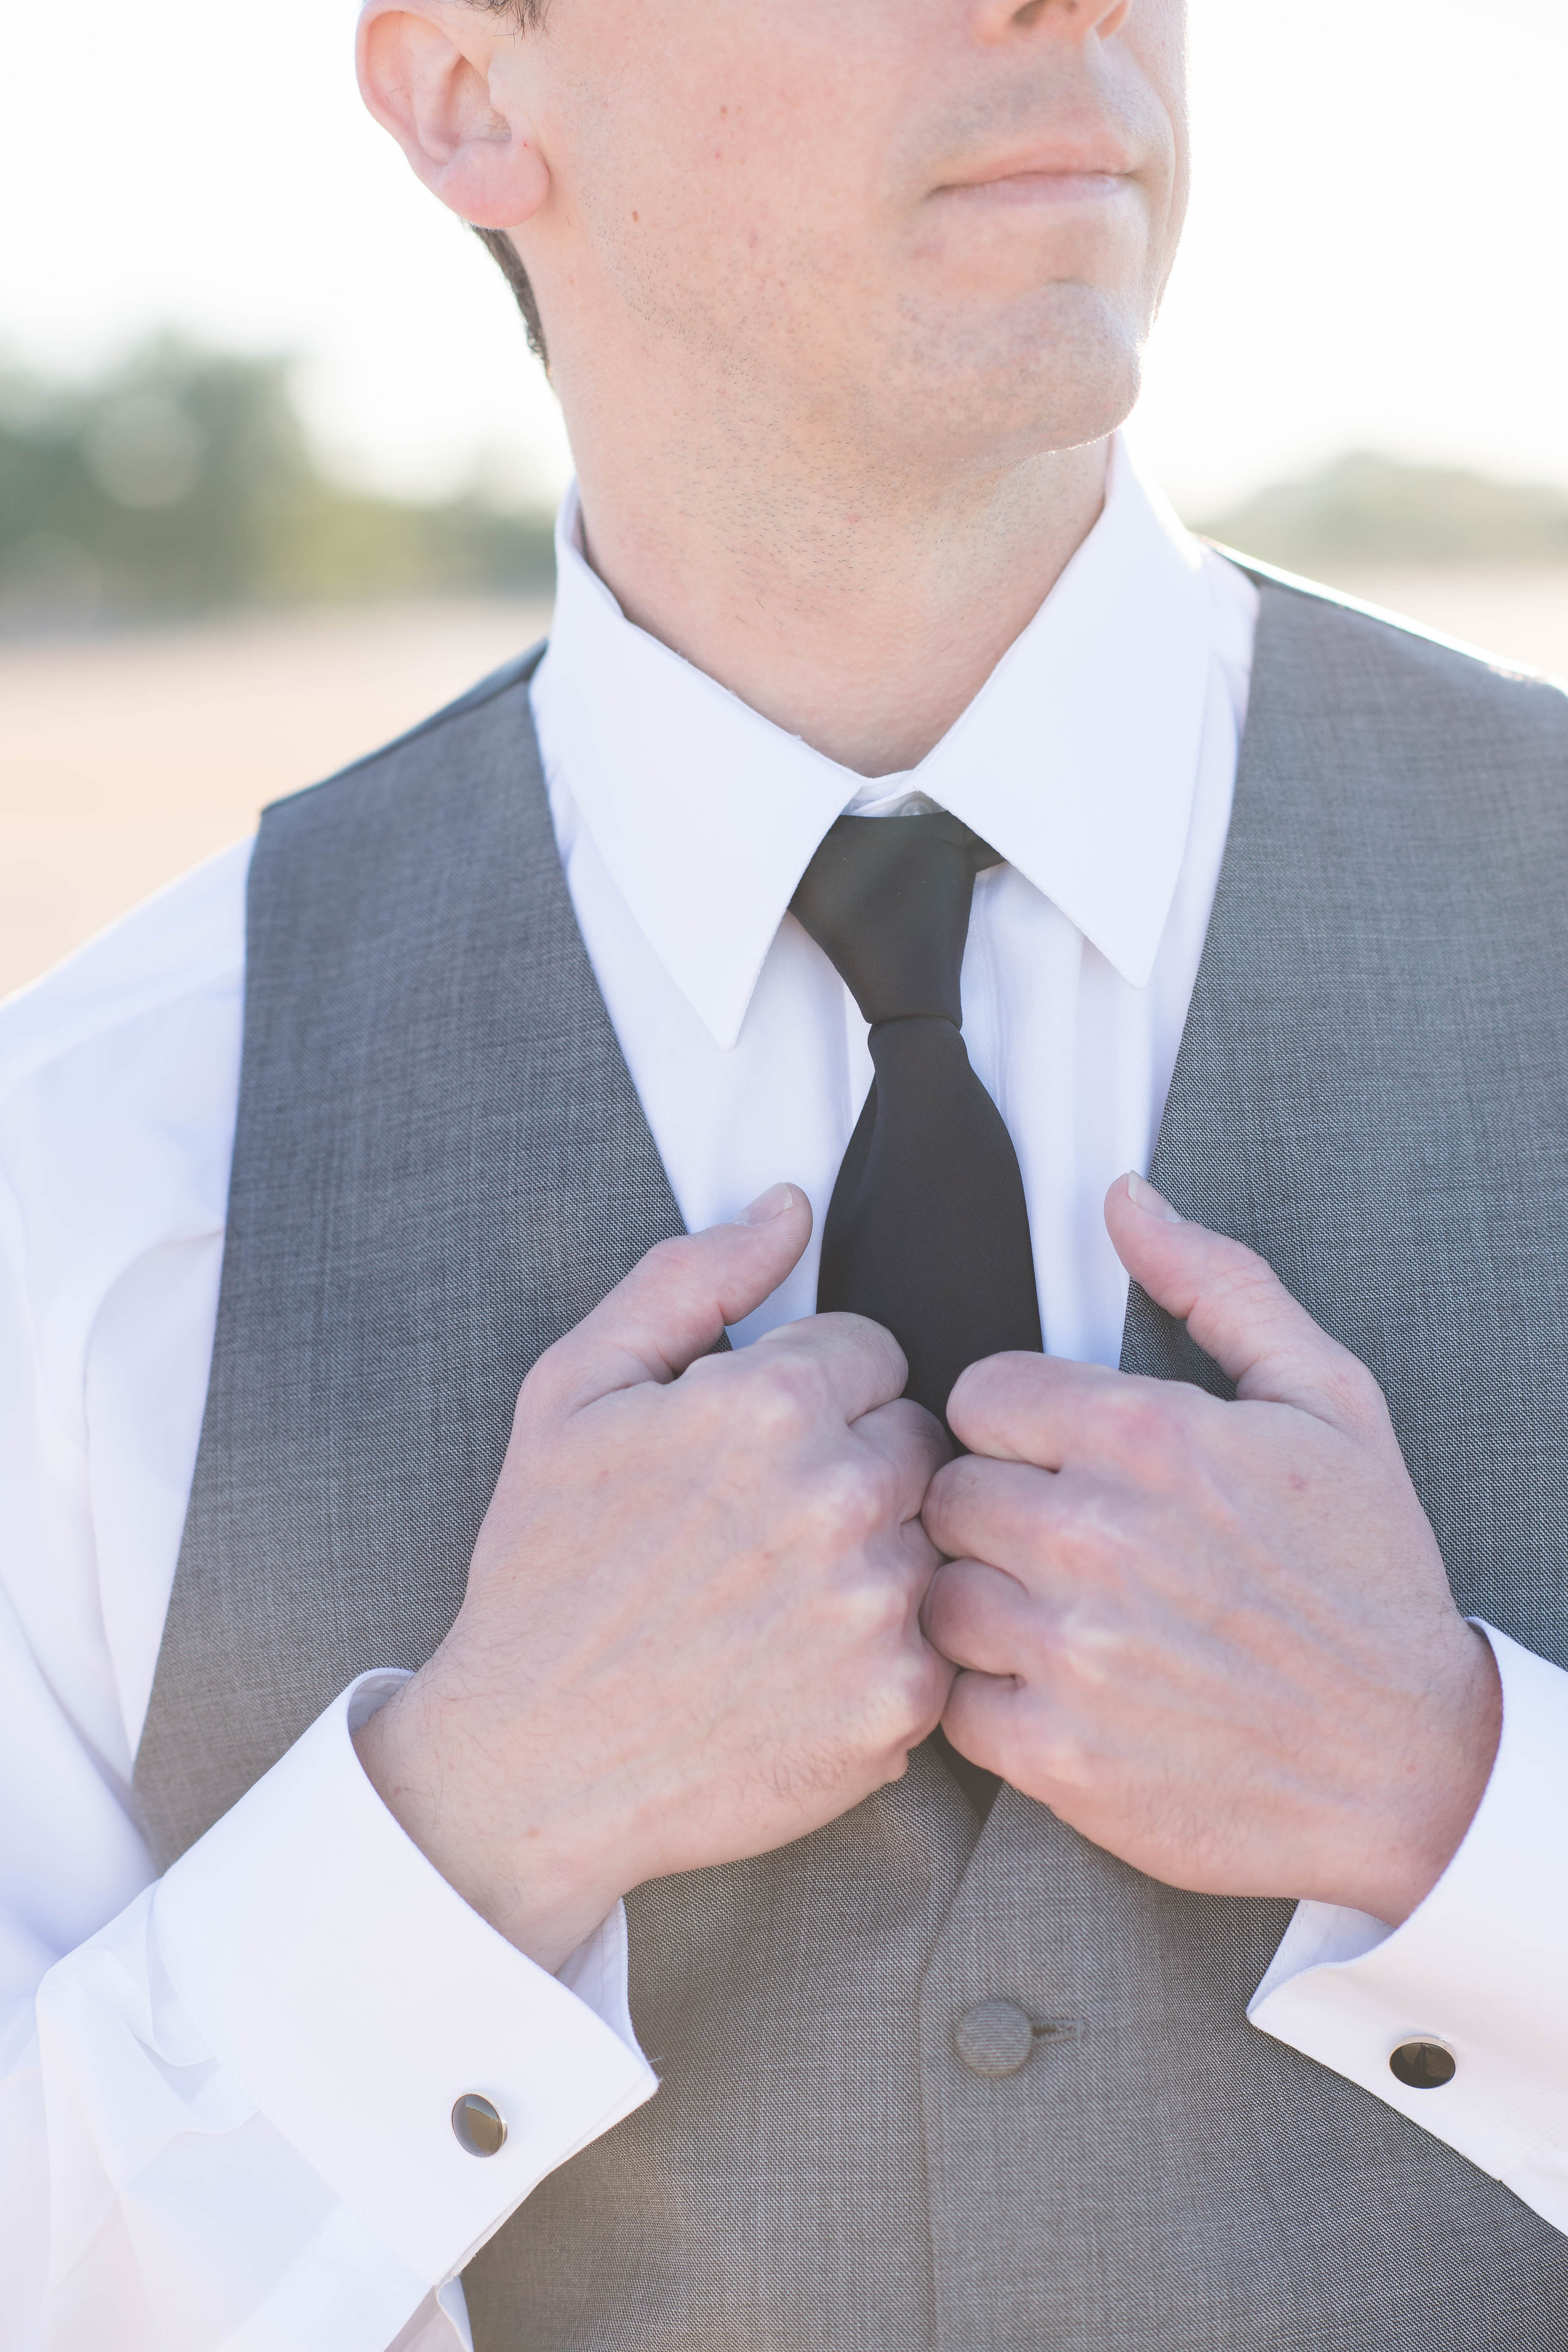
[933,137,1138,206]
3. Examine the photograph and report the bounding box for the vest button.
[955,1999,1036,2078]
[1389,2040,1457,2090]
[452,2092,509,2154]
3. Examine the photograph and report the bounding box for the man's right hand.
[354,1183,951,1970]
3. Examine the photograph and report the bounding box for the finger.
[945,1351,1125,1468]
[1104,1173,1382,1431]
[922,1452,1056,1567]
[529,1183,812,1412]
[922,1557,1034,1676]
[941,1666,1023,1778]
[747,1310,909,1429]
[853,1396,953,1522]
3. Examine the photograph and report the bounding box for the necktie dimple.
[790,810,1044,1426]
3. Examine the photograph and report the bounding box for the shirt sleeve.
[7,1673,657,2351]
[0,861,659,2350]
[1249,1623,1568,2234]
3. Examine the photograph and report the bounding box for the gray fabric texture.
[135,579,1568,2345]
[134,648,687,1849]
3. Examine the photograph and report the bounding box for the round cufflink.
[452,2092,509,2155]
[1389,2039,1456,2090]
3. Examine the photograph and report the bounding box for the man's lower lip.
[935,172,1130,206]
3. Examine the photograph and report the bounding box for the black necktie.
[792,809,1041,1821]
[791,810,1044,1424]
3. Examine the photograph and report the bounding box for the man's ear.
[357,1,549,230]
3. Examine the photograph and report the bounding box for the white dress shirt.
[3,437,1567,2352]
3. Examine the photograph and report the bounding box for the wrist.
[353,1677,628,1973]
[1338,1621,1503,1926]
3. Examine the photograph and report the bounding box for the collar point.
[1091,927,1163,994]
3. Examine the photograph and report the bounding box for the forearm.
[6,1677,656,2349]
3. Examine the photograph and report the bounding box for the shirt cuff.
[1249,1623,1568,2233]
[152,1672,658,2284]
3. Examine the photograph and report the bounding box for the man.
[2,0,1566,2343]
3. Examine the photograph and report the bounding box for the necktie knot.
[790,812,1000,1029]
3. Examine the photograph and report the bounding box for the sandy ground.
[3,569,1567,1004]
[0,600,552,1002]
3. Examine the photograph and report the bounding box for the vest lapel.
[135,652,689,1867]
[1120,575,1568,1673]
[1118,571,1277,1399]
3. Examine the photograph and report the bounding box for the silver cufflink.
[1389,2039,1456,2089]
[452,2092,509,2154]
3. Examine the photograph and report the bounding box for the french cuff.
[152,1671,658,2284]
[1249,1624,1568,2235]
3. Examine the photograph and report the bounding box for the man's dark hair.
[473,224,548,364]
[468,0,549,364]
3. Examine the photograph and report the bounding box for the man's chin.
[891,294,1143,475]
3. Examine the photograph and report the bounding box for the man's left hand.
[921,1173,1502,1926]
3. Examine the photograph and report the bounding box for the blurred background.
[2,0,1565,997]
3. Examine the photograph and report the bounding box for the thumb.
[526,1182,813,1415]
[1105,1172,1381,1431]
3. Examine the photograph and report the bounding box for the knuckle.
[514,1346,579,1429]
[1210,1244,1279,1308]
[740,1347,830,1442]
[1043,1489,1104,1574]
[810,1311,905,1397]
[865,1571,912,1646]
[872,1575,916,1643]
[641,1232,698,1287]
[1095,1377,1209,1473]
[1323,1350,1386,1430]
[677,1348,730,1397]
[807,1454,888,1552]
[878,1394,951,1471]
[846,1309,904,1364]
[670,1347,741,1436]
[833,1564,909,1648]
[883,1641,953,1744]
[1051,1609,1123,1700]
[1031,1724,1097,1798]
[1097,1382,1176,1458]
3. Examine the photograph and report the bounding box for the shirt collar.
[531,433,1215,1049]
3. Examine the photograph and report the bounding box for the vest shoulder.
[1221,549,1568,743]
[262,642,548,829]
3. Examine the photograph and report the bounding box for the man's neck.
[566,433,1111,778]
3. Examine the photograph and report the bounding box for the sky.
[2,0,1564,515]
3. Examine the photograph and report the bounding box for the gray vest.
[135,574,1568,2348]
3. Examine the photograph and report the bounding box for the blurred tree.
[0,338,554,633]
[1197,452,1568,573]
[10,348,1565,638]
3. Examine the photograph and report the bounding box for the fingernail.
[736,1182,796,1226]
[1125,1171,1182,1223]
